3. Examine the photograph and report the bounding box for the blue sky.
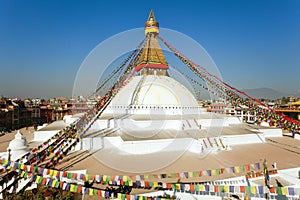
[0,0,299,99]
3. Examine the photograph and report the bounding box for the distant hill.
[242,88,288,100]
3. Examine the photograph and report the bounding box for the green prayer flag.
[24,171,28,179]
[67,172,72,179]
[55,181,60,188]
[93,188,98,195]
[246,186,251,195]
[193,171,198,177]
[74,185,78,192]
[171,184,176,190]
[219,186,224,193]
[276,187,282,195]
[240,165,245,172]
[149,174,154,179]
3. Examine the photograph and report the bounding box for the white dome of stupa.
[8,130,29,161]
[104,75,199,115]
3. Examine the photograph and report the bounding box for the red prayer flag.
[110,176,115,181]
[245,164,250,171]
[269,187,275,193]
[97,189,101,196]
[198,171,202,177]
[190,184,194,192]
[221,168,225,174]
[72,173,77,179]
[60,182,64,189]
[214,185,219,192]
[167,183,171,189]
[240,186,245,193]
[77,185,82,193]
[41,178,47,185]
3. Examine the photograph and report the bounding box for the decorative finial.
[148,10,156,21]
[144,10,159,35]
[15,130,23,139]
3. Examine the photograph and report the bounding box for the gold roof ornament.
[134,11,169,76]
[144,10,159,35]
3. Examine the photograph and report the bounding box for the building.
[275,100,300,120]
[207,103,227,114]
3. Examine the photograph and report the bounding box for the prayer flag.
[224,185,229,193]
[250,186,256,194]
[281,187,288,195]
[288,187,295,196]
[89,188,93,196]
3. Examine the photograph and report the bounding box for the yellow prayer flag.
[103,175,107,181]
[35,176,41,183]
[70,184,75,192]
[20,171,25,177]
[153,182,158,188]
[212,169,216,176]
[138,196,143,200]
[53,170,58,177]
[224,185,229,193]
[282,187,288,195]
[117,193,122,199]
[123,176,128,182]
[175,184,180,190]
[20,163,24,170]
[129,180,133,186]
[188,172,193,178]
[235,166,240,173]
[49,169,54,176]
[52,180,57,188]
[89,188,93,196]
[199,184,205,191]
[250,186,256,194]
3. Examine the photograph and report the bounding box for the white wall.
[198,117,242,129]
[102,137,199,154]
[260,128,282,137]
[198,119,226,128]
[221,134,265,146]
[116,119,183,132]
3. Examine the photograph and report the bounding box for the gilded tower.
[135,11,169,76]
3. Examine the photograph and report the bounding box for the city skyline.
[0,0,299,99]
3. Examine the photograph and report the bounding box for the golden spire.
[135,11,169,76]
[144,10,159,35]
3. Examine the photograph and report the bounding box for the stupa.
[101,11,201,135]
[7,130,29,161]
